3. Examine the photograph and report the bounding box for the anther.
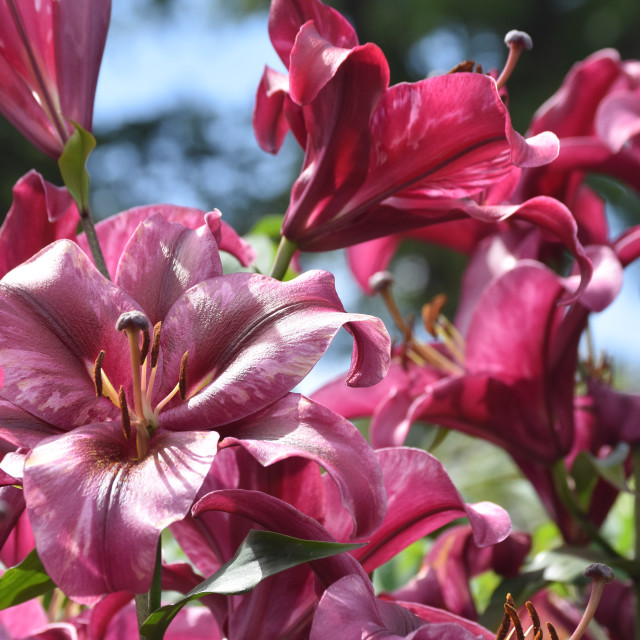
[150,322,162,368]
[447,60,476,74]
[504,603,524,640]
[179,352,189,401]
[422,293,447,337]
[93,351,105,397]
[115,310,149,333]
[525,601,541,636]
[140,329,150,365]
[119,386,131,441]
[547,622,560,640]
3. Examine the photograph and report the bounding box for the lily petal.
[24,423,218,599]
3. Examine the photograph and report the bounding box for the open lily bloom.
[169,444,509,638]
[0,214,390,600]
[255,0,561,253]
[0,0,111,157]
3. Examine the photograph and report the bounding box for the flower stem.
[135,537,162,632]
[269,236,297,281]
[79,204,110,280]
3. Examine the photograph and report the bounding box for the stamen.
[140,329,150,366]
[422,294,447,337]
[150,322,162,369]
[136,424,149,459]
[179,351,189,401]
[496,30,533,90]
[93,350,105,397]
[119,386,131,441]
[495,606,511,640]
[504,603,524,640]
[447,60,476,74]
[525,601,541,636]
[547,623,559,640]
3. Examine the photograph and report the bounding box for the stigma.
[92,310,188,460]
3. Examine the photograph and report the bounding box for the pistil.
[496,30,533,90]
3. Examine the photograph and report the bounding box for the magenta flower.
[170,444,509,638]
[0,214,390,600]
[0,0,111,157]
[255,0,560,252]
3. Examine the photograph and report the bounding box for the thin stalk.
[135,537,162,633]
[79,204,110,279]
[269,236,297,281]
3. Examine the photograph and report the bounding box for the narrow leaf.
[140,529,362,639]
[0,549,55,609]
[57,122,96,213]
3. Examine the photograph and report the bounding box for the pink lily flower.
[0,214,390,600]
[170,444,510,638]
[255,0,560,253]
[0,0,111,157]
[0,171,256,280]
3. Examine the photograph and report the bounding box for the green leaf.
[0,549,55,609]
[57,122,96,213]
[571,442,633,496]
[140,530,362,639]
[250,214,285,238]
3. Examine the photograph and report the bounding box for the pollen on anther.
[140,329,150,365]
[93,351,105,397]
[119,386,131,440]
[179,351,189,400]
[151,322,162,368]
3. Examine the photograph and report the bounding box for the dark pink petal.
[529,49,622,138]
[192,487,367,587]
[347,236,400,294]
[596,91,640,153]
[116,213,223,324]
[53,0,111,131]
[217,394,386,540]
[79,204,212,278]
[562,245,622,312]
[0,399,63,449]
[0,241,139,430]
[351,448,510,572]
[160,269,389,428]
[0,599,51,639]
[253,66,294,153]
[0,171,79,278]
[205,210,256,267]
[24,423,218,599]
[613,224,640,266]
[0,507,34,567]
[268,0,358,68]
[397,601,495,639]
[310,575,486,640]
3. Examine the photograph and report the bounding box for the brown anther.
[475,63,483,73]
[150,322,162,368]
[448,60,476,74]
[119,386,131,441]
[547,622,560,640]
[93,350,105,397]
[179,351,189,400]
[494,610,511,640]
[533,631,542,640]
[140,329,150,365]
[504,603,525,640]
[506,594,516,608]
[422,293,447,336]
[525,601,541,635]
[115,310,149,333]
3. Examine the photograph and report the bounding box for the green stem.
[551,462,625,561]
[135,537,162,633]
[269,236,297,281]
[79,204,110,280]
